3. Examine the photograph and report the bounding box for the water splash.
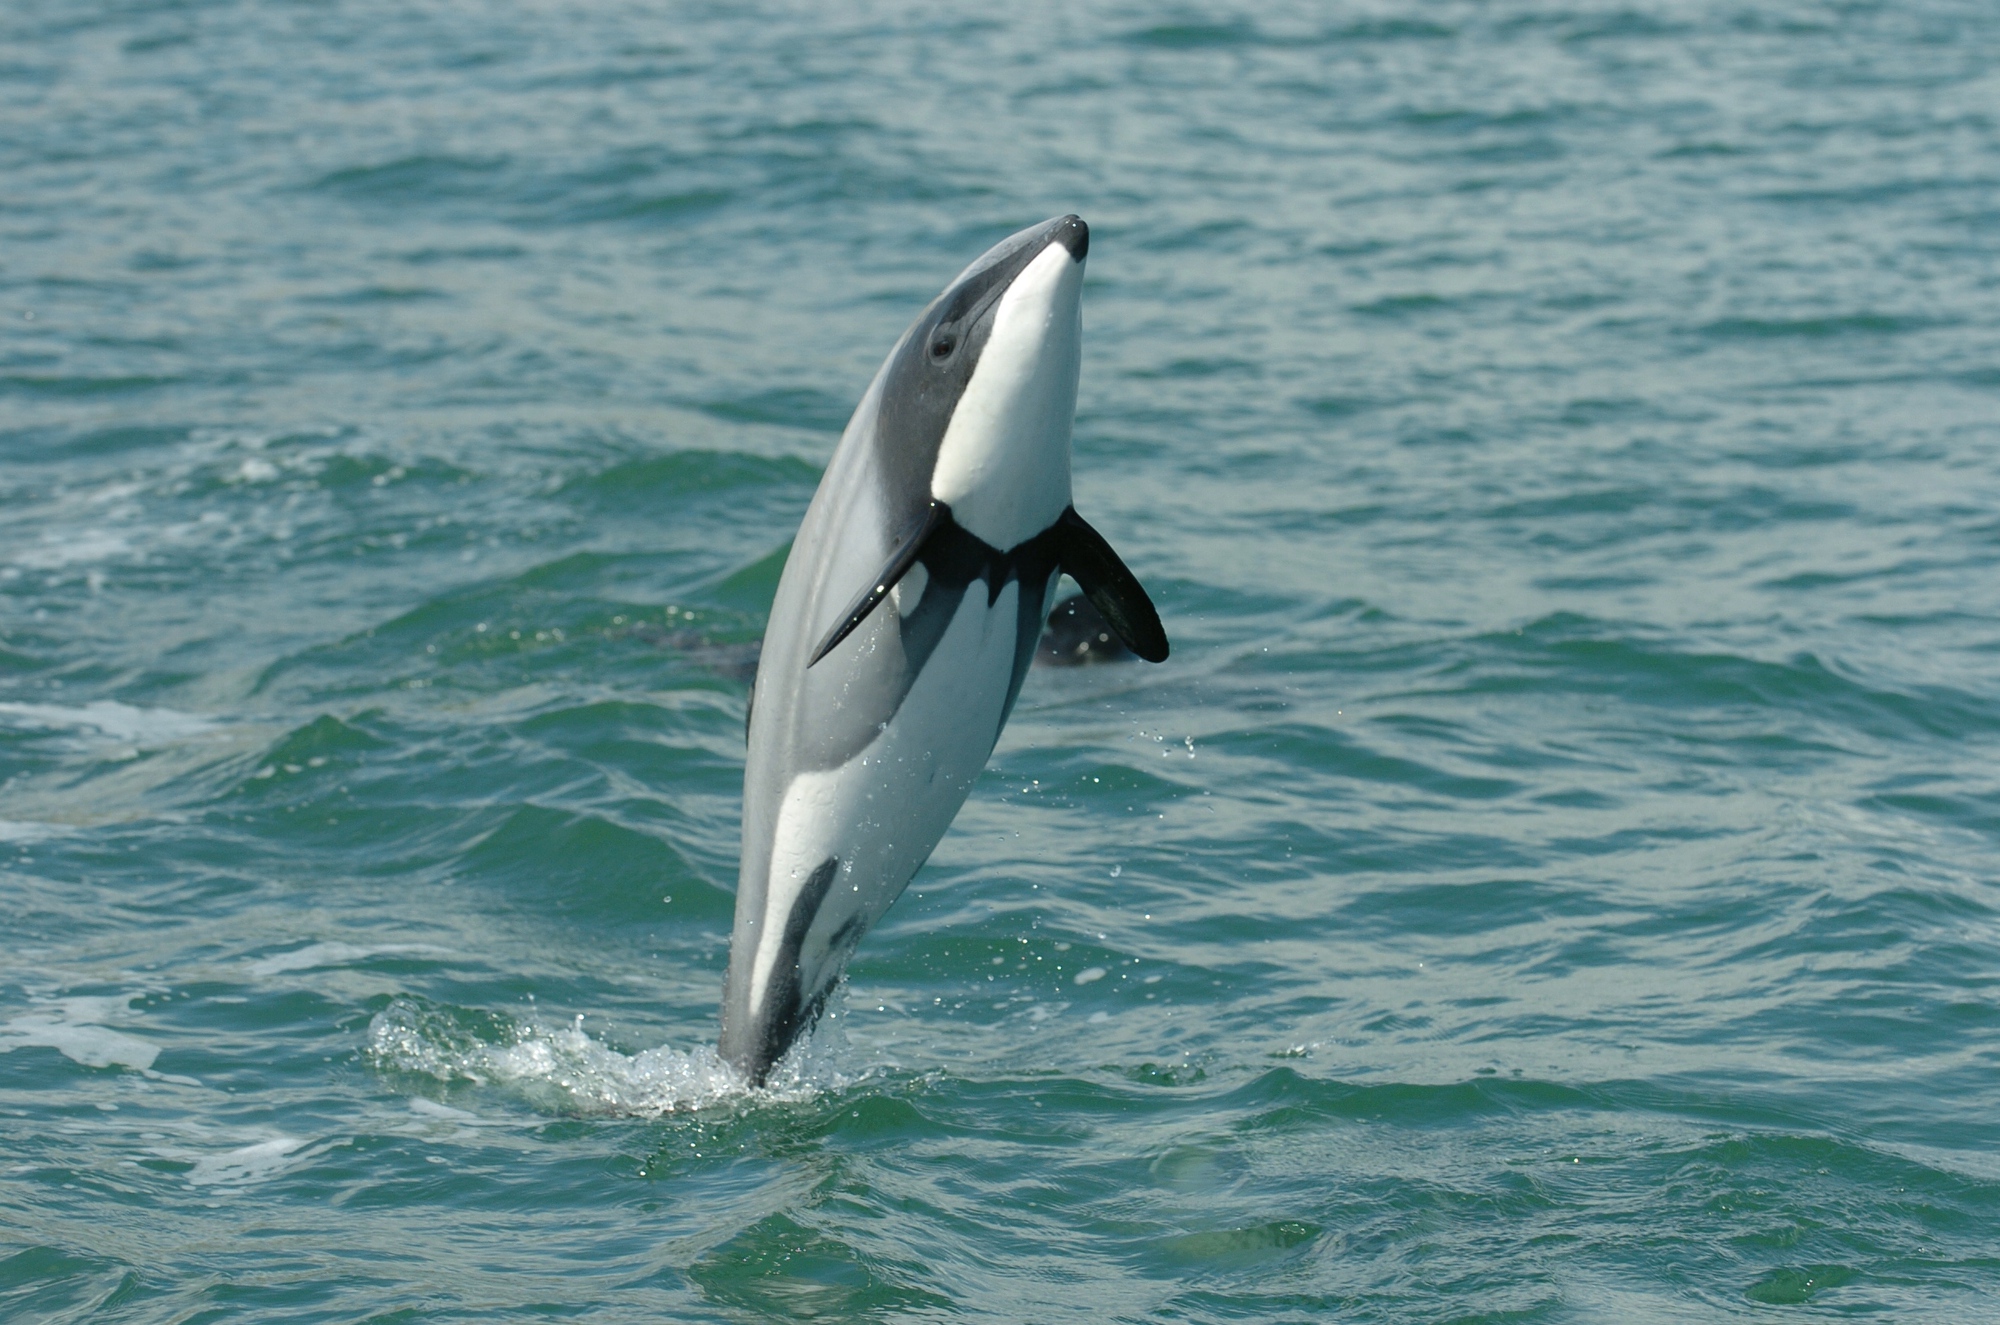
[364,995,852,1116]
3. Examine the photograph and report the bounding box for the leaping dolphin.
[718,215,1168,1084]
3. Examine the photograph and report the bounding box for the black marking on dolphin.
[744,855,840,1077]
[810,502,1164,673]
[1051,508,1168,663]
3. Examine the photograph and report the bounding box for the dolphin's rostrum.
[719,215,1167,1084]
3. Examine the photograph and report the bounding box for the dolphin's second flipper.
[1054,507,1169,663]
[809,501,949,667]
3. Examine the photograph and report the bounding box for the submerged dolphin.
[718,215,1169,1084]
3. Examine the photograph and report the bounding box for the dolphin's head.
[875,214,1089,550]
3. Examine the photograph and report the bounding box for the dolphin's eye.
[929,331,957,361]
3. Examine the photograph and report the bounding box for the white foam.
[0,999,160,1071]
[12,529,134,570]
[0,700,214,746]
[0,820,68,844]
[187,1136,309,1187]
[249,942,451,976]
[366,997,849,1117]
[408,1098,485,1123]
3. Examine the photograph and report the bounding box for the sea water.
[4,1,1999,1319]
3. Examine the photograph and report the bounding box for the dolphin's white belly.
[747,579,1025,1018]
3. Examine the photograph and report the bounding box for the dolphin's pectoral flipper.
[1054,507,1169,663]
[808,501,950,667]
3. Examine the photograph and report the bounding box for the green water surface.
[4,1,2000,1320]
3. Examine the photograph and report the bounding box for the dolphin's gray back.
[741,361,917,875]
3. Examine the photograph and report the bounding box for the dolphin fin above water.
[1049,506,1169,663]
[807,500,948,668]
[717,215,1169,1084]
[807,501,1166,670]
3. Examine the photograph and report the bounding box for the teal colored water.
[5,1,1999,1319]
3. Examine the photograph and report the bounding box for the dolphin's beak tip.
[1054,215,1088,261]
